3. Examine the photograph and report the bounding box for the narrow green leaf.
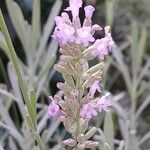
[32,0,41,52]
[137,27,147,68]
[104,111,114,150]
[9,137,18,150]
[29,89,37,131]
[26,114,34,130]
[131,22,139,77]
[5,0,31,52]
[105,0,119,27]
[104,143,111,150]
[0,31,9,57]
[112,47,131,93]
[34,0,62,69]
[0,10,30,112]
[0,10,44,149]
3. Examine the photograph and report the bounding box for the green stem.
[128,79,139,150]
[34,132,45,150]
[0,10,30,110]
[0,10,44,150]
[75,76,83,147]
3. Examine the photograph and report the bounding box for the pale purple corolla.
[52,0,115,60]
[80,103,97,119]
[48,101,61,118]
[65,0,83,18]
[48,95,62,118]
[84,5,95,18]
[89,80,101,97]
[96,92,111,112]
[92,26,115,59]
[52,17,75,45]
[76,27,95,47]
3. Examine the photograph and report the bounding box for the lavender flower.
[49,0,115,148]
[89,80,101,97]
[80,103,97,119]
[65,0,83,18]
[52,1,115,57]
[76,27,95,47]
[48,101,61,118]
[84,5,95,19]
[97,93,111,112]
[92,26,115,59]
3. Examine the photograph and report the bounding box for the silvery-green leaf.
[5,0,31,52]
[29,89,37,131]
[26,114,34,131]
[105,0,119,27]
[0,144,4,150]
[112,47,131,93]
[104,111,114,150]
[31,0,41,52]
[0,122,25,148]
[35,0,62,67]
[7,62,22,100]
[137,27,147,70]
[104,143,111,150]
[9,137,18,150]
[135,94,150,119]
[139,131,150,146]
[0,31,9,57]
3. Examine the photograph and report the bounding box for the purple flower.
[96,93,111,112]
[48,101,61,118]
[52,0,115,50]
[48,95,62,118]
[76,27,95,47]
[65,0,83,18]
[52,16,75,44]
[90,80,101,97]
[92,26,115,59]
[84,5,95,18]
[80,103,97,119]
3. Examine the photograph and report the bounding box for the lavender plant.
[48,0,115,149]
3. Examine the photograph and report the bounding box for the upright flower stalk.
[48,0,115,149]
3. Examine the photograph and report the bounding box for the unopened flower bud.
[58,100,67,110]
[54,64,67,74]
[85,127,97,140]
[55,62,76,75]
[75,62,84,75]
[63,118,77,134]
[77,134,85,143]
[59,116,67,122]
[57,82,74,92]
[82,76,100,89]
[82,46,95,60]
[77,144,85,150]
[62,138,77,147]
[80,118,89,133]
[86,62,105,74]
[60,55,74,63]
[84,141,99,148]
[62,74,75,87]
